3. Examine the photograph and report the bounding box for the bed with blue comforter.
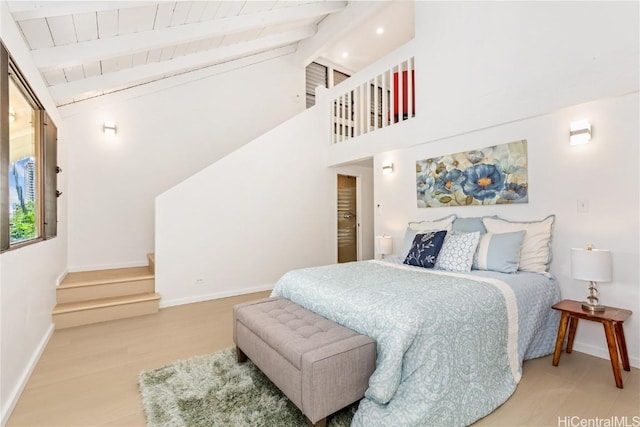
[271,259,560,426]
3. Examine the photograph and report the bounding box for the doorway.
[337,174,358,263]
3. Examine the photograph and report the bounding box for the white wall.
[156,104,337,306]
[0,240,66,423]
[413,2,638,143]
[374,93,639,367]
[0,3,66,424]
[63,54,305,271]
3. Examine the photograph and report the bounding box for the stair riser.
[56,279,155,304]
[53,299,159,329]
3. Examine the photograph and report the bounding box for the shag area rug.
[138,347,357,426]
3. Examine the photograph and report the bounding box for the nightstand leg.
[614,321,630,371]
[553,311,570,366]
[566,317,578,353]
[603,320,623,388]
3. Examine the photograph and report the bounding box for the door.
[337,174,358,263]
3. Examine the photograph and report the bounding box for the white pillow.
[408,214,457,232]
[482,216,555,276]
[401,215,457,257]
[435,232,481,272]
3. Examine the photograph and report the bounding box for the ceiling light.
[376,27,384,35]
[341,52,348,58]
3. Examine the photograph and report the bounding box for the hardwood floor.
[7,291,639,426]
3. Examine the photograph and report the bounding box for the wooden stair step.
[57,266,156,304]
[60,266,154,289]
[52,293,161,329]
[53,293,161,314]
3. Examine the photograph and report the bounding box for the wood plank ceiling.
[7,1,347,106]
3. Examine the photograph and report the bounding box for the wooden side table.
[552,299,632,388]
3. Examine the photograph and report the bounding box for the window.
[1,43,58,251]
[305,62,327,108]
[333,69,349,86]
[370,84,389,128]
[304,62,352,109]
[9,72,39,243]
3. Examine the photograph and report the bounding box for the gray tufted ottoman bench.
[233,297,376,427]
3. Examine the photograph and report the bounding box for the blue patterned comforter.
[271,260,560,426]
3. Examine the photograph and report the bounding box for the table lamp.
[377,235,393,259]
[570,244,612,312]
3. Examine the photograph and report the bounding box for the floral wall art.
[416,140,528,208]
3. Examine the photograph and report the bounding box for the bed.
[271,256,560,426]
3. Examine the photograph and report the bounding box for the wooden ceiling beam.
[32,1,346,70]
[57,45,297,110]
[48,26,315,102]
[8,1,170,21]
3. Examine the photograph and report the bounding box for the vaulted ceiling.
[9,0,340,105]
[6,1,350,106]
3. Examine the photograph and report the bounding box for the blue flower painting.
[416,140,528,208]
[462,164,505,200]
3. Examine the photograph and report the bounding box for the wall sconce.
[103,121,117,136]
[382,161,394,175]
[570,119,591,145]
[9,106,15,123]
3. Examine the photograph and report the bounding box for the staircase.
[52,254,160,329]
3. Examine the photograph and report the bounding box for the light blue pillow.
[473,231,526,273]
[452,216,498,234]
[435,232,481,272]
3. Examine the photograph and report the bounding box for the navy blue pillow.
[403,230,448,268]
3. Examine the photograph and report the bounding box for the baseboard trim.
[55,269,68,287]
[572,341,639,369]
[1,323,54,427]
[68,260,149,273]
[159,284,274,308]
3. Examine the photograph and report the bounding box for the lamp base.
[581,302,605,312]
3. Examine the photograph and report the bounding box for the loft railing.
[330,56,415,144]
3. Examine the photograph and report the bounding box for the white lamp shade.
[377,235,393,255]
[570,248,612,282]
